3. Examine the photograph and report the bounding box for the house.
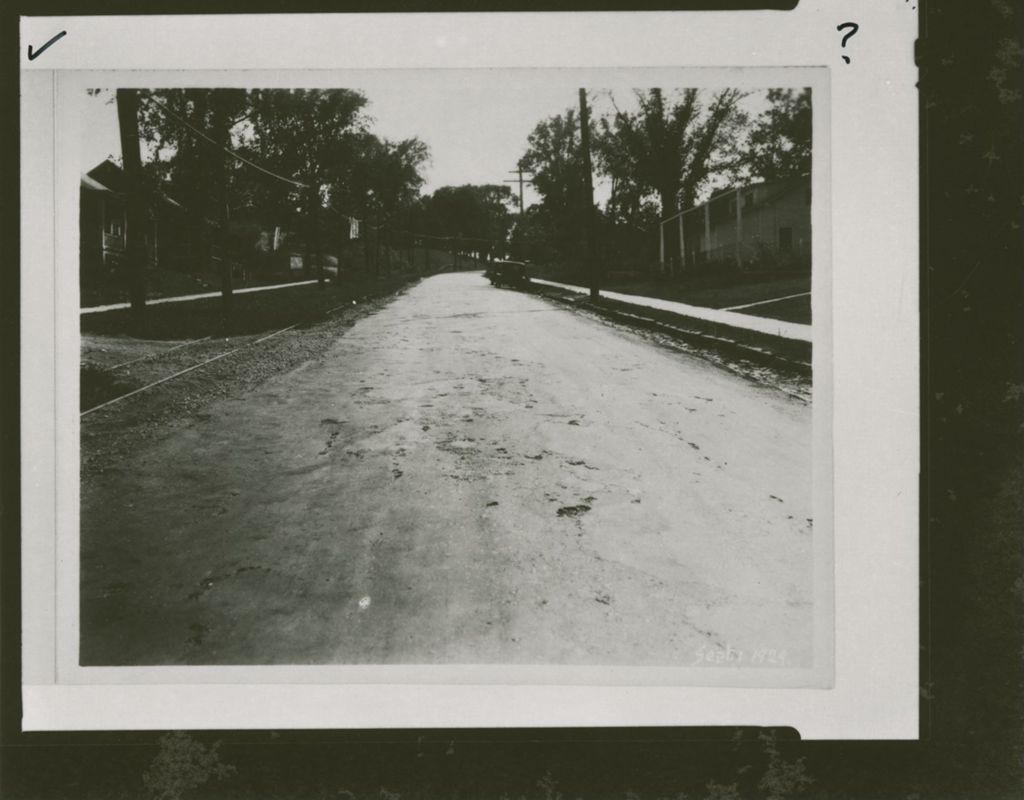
[79,161,131,282]
[662,174,812,272]
[79,159,192,285]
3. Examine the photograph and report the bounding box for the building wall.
[79,189,107,282]
[678,177,811,271]
[80,188,128,285]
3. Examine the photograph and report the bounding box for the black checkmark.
[27,30,67,61]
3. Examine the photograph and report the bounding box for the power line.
[142,94,310,190]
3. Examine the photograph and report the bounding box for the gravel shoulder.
[81,279,421,479]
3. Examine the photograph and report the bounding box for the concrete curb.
[531,278,812,342]
[530,282,812,376]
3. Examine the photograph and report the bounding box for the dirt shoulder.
[81,276,420,480]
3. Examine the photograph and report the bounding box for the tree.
[517,108,592,261]
[333,132,429,274]
[507,204,557,263]
[137,89,251,307]
[116,88,149,332]
[207,91,249,309]
[743,88,812,182]
[420,184,515,254]
[245,89,370,285]
[596,88,747,272]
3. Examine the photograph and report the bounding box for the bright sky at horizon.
[80,84,776,213]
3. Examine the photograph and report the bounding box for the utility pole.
[216,173,233,310]
[578,88,599,299]
[116,89,148,334]
[504,168,534,215]
[210,99,234,310]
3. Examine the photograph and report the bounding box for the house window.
[779,227,794,253]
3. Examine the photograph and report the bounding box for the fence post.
[659,220,665,273]
[704,202,711,264]
[735,186,743,270]
[678,211,686,273]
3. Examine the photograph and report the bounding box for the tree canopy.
[597,88,748,223]
[420,184,515,244]
[339,133,430,225]
[742,88,812,182]
[511,87,809,272]
[516,108,594,259]
[120,87,432,286]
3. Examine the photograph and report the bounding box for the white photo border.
[21,6,918,739]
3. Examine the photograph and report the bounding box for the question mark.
[837,22,859,64]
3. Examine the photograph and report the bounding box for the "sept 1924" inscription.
[691,643,789,667]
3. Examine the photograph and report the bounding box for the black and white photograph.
[19,0,1024,796]
[74,72,829,680]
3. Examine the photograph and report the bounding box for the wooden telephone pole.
[210,99,235,310]
[504,168,534,215]
[116,89,148,333]
[578,88,599,299]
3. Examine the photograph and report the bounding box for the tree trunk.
[116,89,147,335]
[189,93,212,276]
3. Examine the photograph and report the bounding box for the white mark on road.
[358,596,371,611]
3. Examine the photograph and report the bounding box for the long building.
[661,174,811,273]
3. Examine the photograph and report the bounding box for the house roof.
[80,173,118,194]
[705,174,809,205]
[86,159,128,193]
[706,180,770,202]
[82,158,189,213]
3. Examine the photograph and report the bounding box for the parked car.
[485,259,530,289]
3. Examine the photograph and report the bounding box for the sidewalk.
[531,279,813,343]
[81,279,320,314]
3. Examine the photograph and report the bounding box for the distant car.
[485,259,530,289]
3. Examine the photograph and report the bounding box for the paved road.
[81,272,813,667]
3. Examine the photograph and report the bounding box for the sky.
[80,82,774,211]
